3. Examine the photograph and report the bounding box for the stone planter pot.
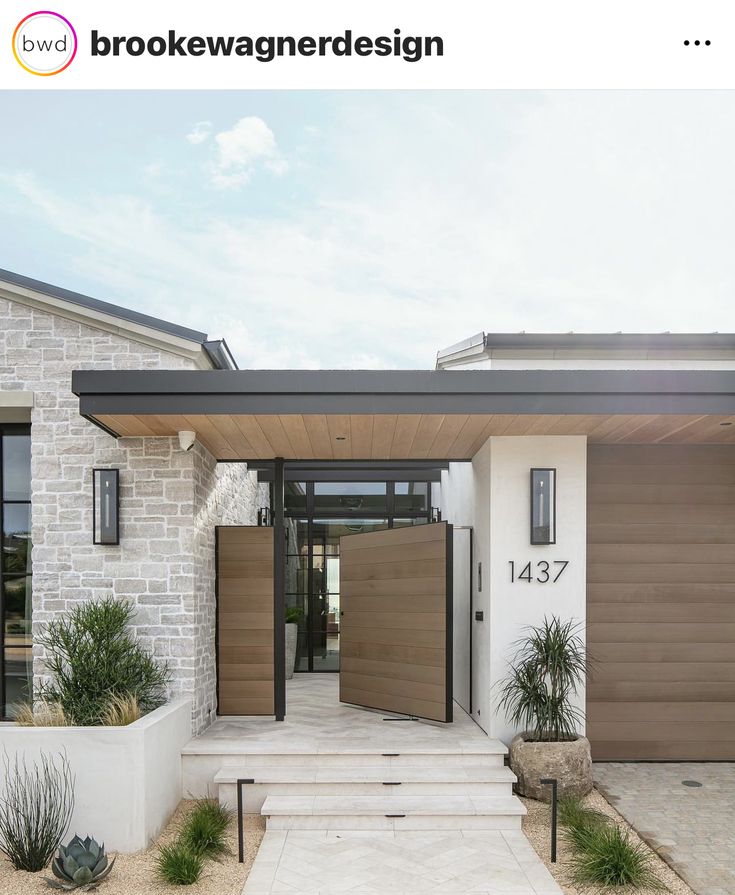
[285,622,298,680]
[509,733,592,802]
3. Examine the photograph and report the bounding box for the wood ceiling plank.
[371,415,397,459]
[231,415,273,459]
[326,414,352,460]
[408,415,446,459]
[349,415,375,460]
[206,414,255,458]
[279,415,313,459]
[302,415,333,459]
[182,414,235,459]
[426,415,470,458]
[447,415,492,458]
[255,415,297,457]
[390,415,422,458]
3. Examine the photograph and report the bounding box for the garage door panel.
[588,524,735,545]
[588,602,735,623]
[588,681,735,701]
[592,740,735,760]
[587,444,735,760]
[587,720,735,742]
[592,642,735,663]
[588,622,735,643]
[588,700,734,722]
[588,583,735,603]
[588,563,735,583]
[588,543,735,563]
[590,661,735,682]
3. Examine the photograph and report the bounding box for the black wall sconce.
[93,468,120,545]
[257,507,272,527]
[530,468,556,545]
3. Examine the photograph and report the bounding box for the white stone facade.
[0,296,265,732]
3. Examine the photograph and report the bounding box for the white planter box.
[0,698,191,853]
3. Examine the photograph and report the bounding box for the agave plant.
[47,835,115,890]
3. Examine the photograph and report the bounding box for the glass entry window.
[283,480,434,673]
[1,426,32,719]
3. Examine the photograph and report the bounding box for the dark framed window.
[1,425,32,719]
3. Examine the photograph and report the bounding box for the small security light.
[93,468,120,545]
[178,430,196,451]
[530,468,556,545]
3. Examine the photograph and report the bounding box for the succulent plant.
[47,835,115,890]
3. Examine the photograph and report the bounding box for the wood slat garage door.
[587,444,735,760]
[216,526,274,715]
[340,522,453,723]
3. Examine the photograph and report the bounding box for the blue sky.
[1,90,735,368]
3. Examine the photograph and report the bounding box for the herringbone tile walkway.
[243,829,561,894]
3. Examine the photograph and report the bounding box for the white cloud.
[209,116,288,189]
[5,92,735,368]
[186,121,212,145]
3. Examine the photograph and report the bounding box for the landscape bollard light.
[237,778,255,863]
[540,777,558,862]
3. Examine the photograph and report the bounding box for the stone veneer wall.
[0,296,265,732]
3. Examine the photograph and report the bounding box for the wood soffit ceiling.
[92,412,735,460]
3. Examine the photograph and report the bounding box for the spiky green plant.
[567,823,667,891]
[179,799,232,858]
[47,835,115,890]
[497,616,587,741]
[0,750,74,872]
[36,597,170,726]
[285,606,303,624]
[155,841,204,885]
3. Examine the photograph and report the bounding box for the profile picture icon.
[13,11,77,76]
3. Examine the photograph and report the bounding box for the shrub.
[0,750,75,871]
[101,693,141,727]
[36,597,170,726]
[14,701,71,727]
[285,606,303,624]
[180,799,232,858]
[558,796,610,851]
[155,841,204,885]
[498,616,587,741]
[567,824,666,891]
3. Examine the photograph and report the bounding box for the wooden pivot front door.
[339,521,453,723]
[216,526,275,715]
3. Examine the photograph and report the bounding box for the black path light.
[92,468,119,545]
[540,777,558,862]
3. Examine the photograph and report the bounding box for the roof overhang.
[71,369,735,460]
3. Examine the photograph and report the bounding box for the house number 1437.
[509,560,569,583]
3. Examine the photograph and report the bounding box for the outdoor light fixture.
[93,468,120,545]
[530,468,556,545]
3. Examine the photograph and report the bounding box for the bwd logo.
[13,11,77,75]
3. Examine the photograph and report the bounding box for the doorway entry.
[284,480,436,673]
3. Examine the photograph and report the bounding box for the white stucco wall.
[0,699,191,852]
[0,296,265,732]
[441,435,587,744]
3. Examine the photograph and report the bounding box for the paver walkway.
[594,762,735,895]
[243,828,562,894]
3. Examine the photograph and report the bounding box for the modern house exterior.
[2,268,734,762]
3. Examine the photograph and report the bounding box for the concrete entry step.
[216,764,517,811]
[261,794,526,831]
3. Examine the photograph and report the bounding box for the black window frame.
[0,423,33,720]
[282,480,433,673]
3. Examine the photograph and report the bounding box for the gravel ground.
[0,801,265,895]
[521,788,695,895]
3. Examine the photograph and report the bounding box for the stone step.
[261,794,526,831]
[183,741,507,797]
[216,765,517,812]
